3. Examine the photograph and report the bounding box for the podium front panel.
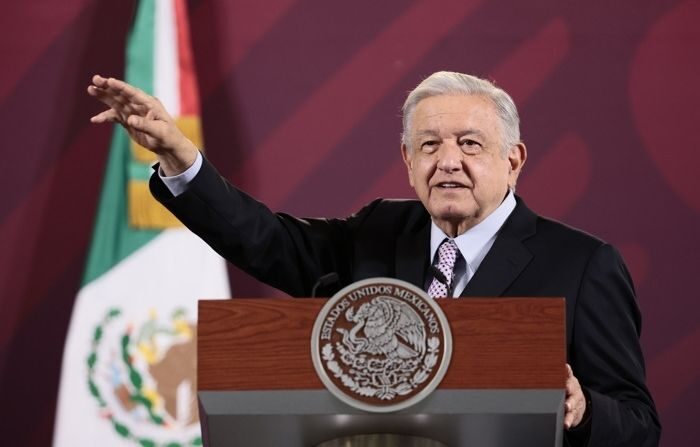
[198,297,566,447]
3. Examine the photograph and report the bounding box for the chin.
[431,200,474,216]
[433,208,473,223]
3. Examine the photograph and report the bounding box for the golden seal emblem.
[311,278,453,412]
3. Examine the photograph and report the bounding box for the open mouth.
[435,182,467,189]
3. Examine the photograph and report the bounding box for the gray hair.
[401,71,521,154]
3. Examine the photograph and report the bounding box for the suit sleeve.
[149,156,370,296]
[569,243,661,446]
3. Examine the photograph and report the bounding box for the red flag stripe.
[174,0,200,115]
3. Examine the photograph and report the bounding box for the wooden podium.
[197,298,566,447]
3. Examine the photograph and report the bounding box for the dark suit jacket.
[151,157,660,447]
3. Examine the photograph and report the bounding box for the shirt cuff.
[159,151,203,197]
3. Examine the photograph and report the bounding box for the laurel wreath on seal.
[86,308,202,447]
[321,336,440,400]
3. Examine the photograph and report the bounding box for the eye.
[420,140,439,153]
[459,139,482,153]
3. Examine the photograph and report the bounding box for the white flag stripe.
[154,0,180,115]
[53,230,229,445]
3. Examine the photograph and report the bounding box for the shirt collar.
[429,190,517,268]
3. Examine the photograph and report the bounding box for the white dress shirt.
[429,190,516,297]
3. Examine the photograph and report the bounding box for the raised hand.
[87,74,198,176]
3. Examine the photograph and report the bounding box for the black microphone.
[311,272,340,298]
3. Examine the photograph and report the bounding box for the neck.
[435,190,512,237]
[435,220,475,238]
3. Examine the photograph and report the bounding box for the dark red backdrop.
[1,1,698,445]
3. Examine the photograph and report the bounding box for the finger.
[126,114,166,140]
[90,109,120,124]
[563,400,576,429]
[87,84,104,96]
[91,74,109,88]
[104,77,153,105]
[91,75,169,117]
[563,402,574,429]
[565,369,580,395]
[565,381,583,412]
[89,87,155,128]
[91,76,151,111]
[92,75,128,93]
[566,363,573,378]
[565,396,581,414]
[88,84,134,114]
[565,395,583,426]
[564,414,574,429]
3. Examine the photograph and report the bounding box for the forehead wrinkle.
[414,129,440,138]
[457,128,487,140]
[413,127,487,140]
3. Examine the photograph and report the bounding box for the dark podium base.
[199,389,564,447]
[316,434,447,447]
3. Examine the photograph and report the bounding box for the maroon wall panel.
[1,1,698,445]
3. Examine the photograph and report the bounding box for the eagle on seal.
[338,296,426,360]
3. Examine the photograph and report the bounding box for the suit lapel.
[461,197,537,297]
[395,222,430,289]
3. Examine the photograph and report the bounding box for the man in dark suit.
[88,71,660,446]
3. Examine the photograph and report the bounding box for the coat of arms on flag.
[86,308,201,446]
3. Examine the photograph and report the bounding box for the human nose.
[436,142,463,172]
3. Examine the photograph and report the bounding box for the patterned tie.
[428,239,459,298]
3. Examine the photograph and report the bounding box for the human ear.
[401,143,415,187]
[507,143,527,187]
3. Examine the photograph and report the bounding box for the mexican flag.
[53,1,230,445]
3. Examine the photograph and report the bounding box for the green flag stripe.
[128,160,155,182]
[83,130,160,285]
[126,0,155,94]
[82,0,159,285]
